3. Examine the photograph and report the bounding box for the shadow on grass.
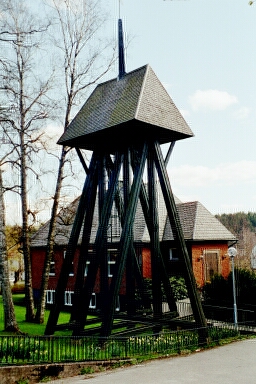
[0,294,73,336]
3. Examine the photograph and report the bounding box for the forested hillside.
[215,212,256,235]
[215,212,256,270]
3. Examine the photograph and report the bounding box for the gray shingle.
[162,201,236,241]
[57,65,194,151]
[193,201,236,241]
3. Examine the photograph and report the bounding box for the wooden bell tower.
[45,19,207,339]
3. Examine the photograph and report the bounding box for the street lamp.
[228,247,238,328]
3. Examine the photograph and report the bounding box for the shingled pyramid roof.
[58,65,194,151]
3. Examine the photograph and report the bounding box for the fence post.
[51,336,54,363]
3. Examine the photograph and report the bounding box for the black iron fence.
[0,325,239,366]
[202,303,256,325]
[176,300,256,325]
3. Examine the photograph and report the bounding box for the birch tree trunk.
[20,127,35,321]
[0,0,53,322]
[0,167,20,332]
[35,147,66,323]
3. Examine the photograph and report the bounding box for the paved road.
[51,339,256,384]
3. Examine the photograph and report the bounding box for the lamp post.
[228,247,238,328]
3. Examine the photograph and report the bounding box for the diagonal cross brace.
[153,141,208,337]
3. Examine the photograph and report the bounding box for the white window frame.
[49,259,55,276]
[63,251,74,276]
[108,260,116,278]
[169,248,179,261]
[89,293,96,309]
[108,249,117,278]
[64,290,74,306]
[107,213,121,241]
[69,262,74,277]
[46,289,55,304]
[84,261,90,277]
[115,295,120,312]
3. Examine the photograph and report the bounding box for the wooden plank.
[147,149,162,321]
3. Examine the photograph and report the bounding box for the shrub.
[169,276,188,301]
[16,379,29,384]
[231,269,256,305]
[202,268,256,307]
[137,276,188,307]
[80,366,94,375]
[202,274,231,303]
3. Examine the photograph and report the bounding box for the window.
[49,257,55,276]
[89,293,96,309]
[84,261,90,277]
[84,250,93,277]
[169,248,179,261]
[108,249,118,277]
[63,291,95,307]
[69,263,74,276]
[64,290,74,306]
[115,295,120,312]
[138,253,142,267]
[204,250,220,282]
[46,290,55,304]
[107,213,121,241]
[63,251,74,276]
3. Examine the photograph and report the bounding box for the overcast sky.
[4,0,256,224]
[104,0,256,215]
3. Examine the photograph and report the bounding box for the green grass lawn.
[0,295,143,337]
[0,294,74,336]
[0,295,141,337]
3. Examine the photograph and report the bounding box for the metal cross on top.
[45,12,208,343]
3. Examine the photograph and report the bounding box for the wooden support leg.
[72,151,124,335]
[123,149,136,316]
[148,148,162,326]
[100,143,148,338]
[70,169,98,324]
[107,154,150,314]
[131,152,177,314]
[98,155,109,317]
[44,152,100,335]
[153,141,208,343]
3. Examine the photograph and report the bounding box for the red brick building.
[30,190,236,310]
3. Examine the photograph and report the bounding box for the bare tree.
[0,147,20,332]
[35,0,115,323]
[0,0,54,321]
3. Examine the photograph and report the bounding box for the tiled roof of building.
[57,65,194,151]
[162,201,236,241]
[30,193,148,247]
[30,191,235,248]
